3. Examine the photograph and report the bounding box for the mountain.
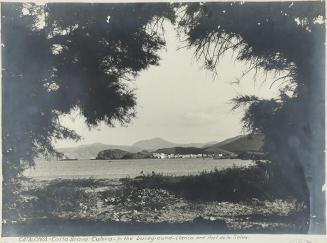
[211,135,244,148]
[180,142,211,148]
[56,143,141,159]
[205,133,264,154]
[132,137,216,151]
[201,140,220,148]
[132,137,177,151]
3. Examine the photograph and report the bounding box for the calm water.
[24,158,254,180]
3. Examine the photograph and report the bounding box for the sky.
[55,22,282,148]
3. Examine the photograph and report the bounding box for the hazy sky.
[55,23,281,148]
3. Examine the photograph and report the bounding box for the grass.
[122,160,308,202]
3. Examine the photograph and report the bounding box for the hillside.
[210,135,244,148]
[132,137,215,151]
[154,147,206,155]
[133,138,177,151]
[203,146,237,156]
[205,134,264,154]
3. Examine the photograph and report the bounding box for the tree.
[2,2,174,221]
[177,1,325,233]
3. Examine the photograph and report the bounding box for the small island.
[96,149,154,160]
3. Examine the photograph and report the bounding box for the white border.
[0,0,326,242]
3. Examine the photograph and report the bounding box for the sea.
[23,158,255,180]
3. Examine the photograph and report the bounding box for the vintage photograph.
[1,0,325,236]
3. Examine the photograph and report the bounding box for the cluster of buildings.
[152,153,217,159]
[152,150,239,159]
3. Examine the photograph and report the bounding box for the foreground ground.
[2,162,309,235]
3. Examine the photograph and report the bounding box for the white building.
[153,153,167,159]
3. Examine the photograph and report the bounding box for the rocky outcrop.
[122,151,154,159]
[96,149,153,160]
[96,149,129,160]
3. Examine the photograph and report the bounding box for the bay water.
[24,158,254,180]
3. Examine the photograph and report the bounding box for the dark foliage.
[2,2,174,220]
[2,2,174,177]
[177,1,325,231]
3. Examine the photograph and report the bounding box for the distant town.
[152,152,235,159]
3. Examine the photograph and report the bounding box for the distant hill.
[213,135,244,147]
[203,146,237,156]
[56,143,140,159]
[132,138,176,151]
[132,137,215,151]
[205,134,264,154]
[201,141,219,148]
[154,147,206,155]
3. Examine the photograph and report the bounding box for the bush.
[123,161,308,202]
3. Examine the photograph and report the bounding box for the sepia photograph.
[1,0,326,237]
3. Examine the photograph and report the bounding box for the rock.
[96,149,129,160]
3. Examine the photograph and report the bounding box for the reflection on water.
[24,159,254,180]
